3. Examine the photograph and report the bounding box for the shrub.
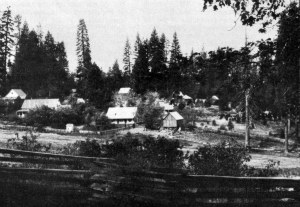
[7,131,51,152]
[228,120,234,130]
[105,134,184,169]
[95,114,115,130]
[144,107,164,130]
[212,120,217,126]
[70,133,185,170]
[50,108,82,129]
[7,113,23,124]
[24,106,54,127]
[186,123,197,131]
[188,140,251,176]
[219,125,227,131]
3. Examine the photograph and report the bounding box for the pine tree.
[108,60,123,91]
[0,7,14,94]
[13,15,22,54]
[76,19,92,97]
[148,28,166,91]
[169,32,182,91]
[76,19,91,68]
[10,22,29,92]
[170,32,181,64]
[134,33,141,58]
[132,40,150,94]
[123,38,131,85]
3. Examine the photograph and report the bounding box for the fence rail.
[0,148,299,206]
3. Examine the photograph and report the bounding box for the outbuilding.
[16,99,61,118]
[106,107,137,126]
[4,89,27,100]
[163,112,184,128]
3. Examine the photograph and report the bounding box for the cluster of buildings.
[3,88,219,130]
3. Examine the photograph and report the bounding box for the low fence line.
[0,148,299,206]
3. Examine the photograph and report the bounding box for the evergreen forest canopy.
[0,2,298,122]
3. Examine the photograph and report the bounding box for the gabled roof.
[106,107,137,120]
[211,95,219,100]
[21,99,61,110]
[164,112,184,120]
[5,89,27,99]
[118,87,131,94]
[183,95,192,100]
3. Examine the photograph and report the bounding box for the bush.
[7,131,51,152]
[50,108,82,129]
[228,120,234,130]
[212,120,217,126]
[219,124,227,131]
[105,134,184,169]
[95,114,115,130]
[24,106,54,127]
[67,133,185,170]
[188,140,251,176]
[185,123,197,131]
[144,107,164,130]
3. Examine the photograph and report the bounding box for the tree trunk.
[285,121,289,155]
[245,88,250,148]
[297,57,300,143]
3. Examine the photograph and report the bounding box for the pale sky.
[1,0,277,72]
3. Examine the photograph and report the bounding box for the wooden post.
[285,121,289,155]
[245,88,250,148]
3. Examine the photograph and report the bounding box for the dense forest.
[0,3,299,122]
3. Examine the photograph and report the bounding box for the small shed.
[163,112,184,128]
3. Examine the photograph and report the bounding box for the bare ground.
[0,126,299,173]
[119,127,300,170]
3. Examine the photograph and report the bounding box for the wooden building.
[16,99,61,118]
[163,112,184,128]
[106,107,137,126]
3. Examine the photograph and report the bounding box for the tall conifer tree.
[123,38,131,85]
[0,7,14,94]
[76,19,91,97]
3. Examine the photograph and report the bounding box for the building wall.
[163,115,177,128]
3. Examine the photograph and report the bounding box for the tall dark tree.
[86,63,112,109]
[108,60,123,91]
[169,32,182,91]
[11,22,72,98]
[0,7,14,94]
[123,38,131,85]
[76,19,92,97]
[132,40,150,94]
[275,2,300,145]
[148,28,166,92]
[76,19,91,68]
[133,33,141,58]
[14,15,22,54]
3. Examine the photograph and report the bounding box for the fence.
[0,148,299,206]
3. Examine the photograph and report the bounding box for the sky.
[1,0,278,73]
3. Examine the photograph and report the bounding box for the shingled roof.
[21,99,61,110]
[106,107,137,120]
[5,89,27,99]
